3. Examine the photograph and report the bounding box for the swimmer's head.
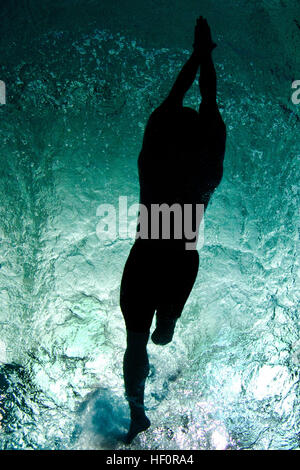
[171,106,199,135]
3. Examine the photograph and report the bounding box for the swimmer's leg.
[123,329,151,444]
[151,250,200,346]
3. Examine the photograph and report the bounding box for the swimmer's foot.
[151,317,177,345]
[125,415,151,444]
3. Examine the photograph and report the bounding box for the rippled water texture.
[0,0,299,450]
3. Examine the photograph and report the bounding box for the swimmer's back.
[138,100,226,210]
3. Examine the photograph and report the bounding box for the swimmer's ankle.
[125,414,151,444]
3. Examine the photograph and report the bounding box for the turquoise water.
[0,0,299,450]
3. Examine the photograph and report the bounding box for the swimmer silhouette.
[120,17,226,444]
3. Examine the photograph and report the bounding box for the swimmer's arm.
[199,53,217,104]
[199,53,226,139]
[196,17,217,104]
[196,19,225,136]
[166,48,217,106]
[164,51,201,106]
[164,17,217,107]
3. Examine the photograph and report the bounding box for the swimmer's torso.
[136,104,226,242]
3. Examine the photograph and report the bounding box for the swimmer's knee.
[126,328,150,348]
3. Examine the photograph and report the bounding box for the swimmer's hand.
[193,16,217,59]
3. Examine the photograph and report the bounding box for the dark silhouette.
[120,17,226,443]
